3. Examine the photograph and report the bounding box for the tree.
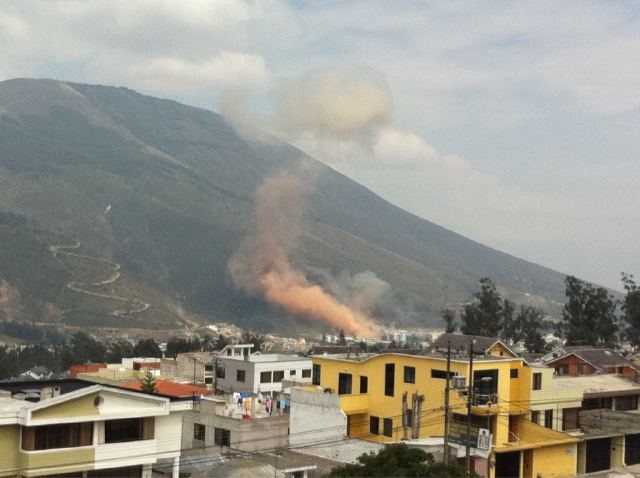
[500,299,520,343]
[441,308,457,333]
[621,273,640,347]
[240,331,265,352]
[328,443,473,477]
[140,370,157,393]
[461,278,504,337]
[215,334,230,350]
[62,332,106,368]
[561,275,618,347]
[133,338,161,357]
[106,339,134,363]
[338,329,346,345]
[166,337,191,358]
[517,306,546,353]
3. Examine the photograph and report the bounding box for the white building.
[215,353,312,395]
[0,380,190,477]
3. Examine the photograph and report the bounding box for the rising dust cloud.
[229,171,379,338]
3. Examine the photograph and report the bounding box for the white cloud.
[0,0,638,288]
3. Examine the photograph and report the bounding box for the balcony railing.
[473,393,499,406]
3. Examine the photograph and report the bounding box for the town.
[2,288,640,478]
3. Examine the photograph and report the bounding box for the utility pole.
[402,391,409,440]
[466,340,474,473]
[213,356,218,393]
[444,340,451,464]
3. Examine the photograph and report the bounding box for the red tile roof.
[120,379,213,397]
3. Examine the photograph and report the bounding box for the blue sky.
[1,0,638,290]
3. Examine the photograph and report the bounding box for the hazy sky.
[1,0,638,290]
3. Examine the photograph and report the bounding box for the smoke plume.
[229,171,379,338]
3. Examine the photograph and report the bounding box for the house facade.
[292,352,580,478]
[0,381,188,477]
[215,354,312,395]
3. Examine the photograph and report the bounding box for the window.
[544,409,553,429]
[360,376,368,394]
[431,369,454,380]
[531,410,539,424]
[404,366,416,384]
[370,416,379,435]
[260,371,272,383]
[205,364,213,372]
[194,423,205,441]
[383,418,393,437]
[236,370,246,382]
[510,369,518,379]
[312,364,321,386]
[556,365,569,376]
[385,363,395,397]
[338,373,353,395]
[474,369,498,396]
[290,370,296,376]
[616,395,639,411]
[216,367,225,379]
[214,427,231,447]
[22,423,92,451]
[583,397,613,410]
[105,418,149,443]
[562,408,580,430]
[205,377,213,385]
[533,373,542,390]
[273,371,285,382]
[302,369,312,378]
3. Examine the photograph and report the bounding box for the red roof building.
[120,379,213,398]
[69,363,106,378]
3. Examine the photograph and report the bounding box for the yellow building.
[298,352,580,478]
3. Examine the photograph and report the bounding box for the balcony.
[339,394,370,415]
[471,393,501,415]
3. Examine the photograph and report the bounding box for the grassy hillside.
[0,78,569,334]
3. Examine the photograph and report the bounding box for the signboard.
[449,415,492,458]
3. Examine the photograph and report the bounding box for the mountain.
[0,78,569,336]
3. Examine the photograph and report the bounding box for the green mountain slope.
[0,78,569,334]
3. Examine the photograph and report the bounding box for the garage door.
[626,434,640,465]
[586,438,611,473]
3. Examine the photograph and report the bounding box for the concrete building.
[527,366,583,433]
[215,353,312,395]
[181,396,289,453]
[0,379,191,477]
[551,374,640,474]
[539,347,640,376]
[294,352,581,478]
[161,344,254,388]
[433,333,519,357]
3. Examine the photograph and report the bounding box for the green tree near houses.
[517,305,547,353]
[441,308,457,333]
[461,278,504,337]
[140,370,158,393]
[621,273,640,347]
[328,443,474,477]
[338,329,346,345]
[560,275,618,347]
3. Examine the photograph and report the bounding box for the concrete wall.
[531,443,578,478]
[289,388,347,448]
[181,401,288,453]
